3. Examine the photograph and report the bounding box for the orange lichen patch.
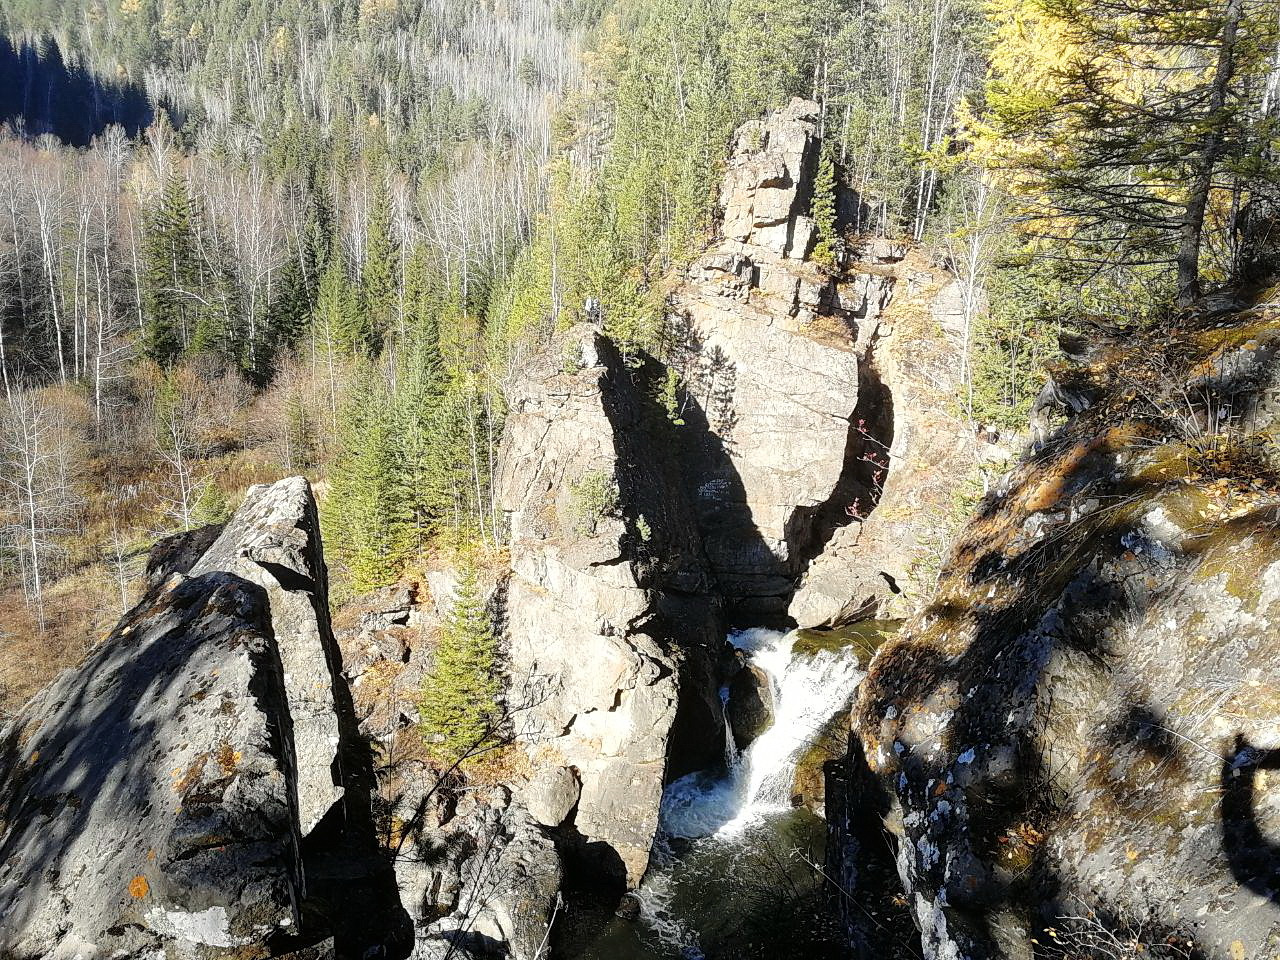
[216,742,241,776]
[129,874,150,899]
[1023,426,1148,513]
[147,848,157,861]
[1186,319,1280,380]
[172,755,208,795]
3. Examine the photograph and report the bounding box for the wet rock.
[0,573,303,958]
[728,664,775,749]
[615,893,642,921]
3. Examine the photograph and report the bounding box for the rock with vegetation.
[792,252,990,627]
[836,302,1280,958]
[668,99,896,610]
[496,325,724,888]
[0,572,304,958]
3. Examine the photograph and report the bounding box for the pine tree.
[419,558,501,765]
[360,180,399,351]
[974,0,1280,305]
[321,367,412,592]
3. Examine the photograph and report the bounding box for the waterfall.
[719,685,738,768]
[659,628,866,840]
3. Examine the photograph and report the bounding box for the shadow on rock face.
[1222,735,1280,903]
[840,307,1280,958]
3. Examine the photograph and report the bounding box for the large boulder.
[0,477,413,960]
[727,664,774,750]
[0,572,303,959]
[837,306,1280,958]
[190,477,348,836]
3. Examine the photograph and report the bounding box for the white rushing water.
[659,627,867,840]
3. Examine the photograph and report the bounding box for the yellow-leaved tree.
[967,0,1280,306]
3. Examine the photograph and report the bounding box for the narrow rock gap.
[783,336,896,580]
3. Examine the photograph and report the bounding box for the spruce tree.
[360,180,399,351]
[142,172,203,365]
[321,367,412,592]
[420,559,501,765]
[312,245,359,354]
[811,145,838,268]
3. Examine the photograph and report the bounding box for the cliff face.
[792,257,986,626]
[496,327,724,888]
[0,479,365,959]
[833,303,1280,959]
[667,98,886,609]
[491,99,981,894]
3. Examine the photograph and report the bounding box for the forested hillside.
[0,0,594,707]
[2,1,1280,958]
[0,0,1275,722]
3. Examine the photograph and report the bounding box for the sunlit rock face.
[0,478,410,960]
[834,306,1280,959]
[669,98,877,609]
[496,325,724,888]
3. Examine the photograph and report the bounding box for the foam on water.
[658,627,866,840]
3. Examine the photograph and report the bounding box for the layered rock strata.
[496,326,723,887]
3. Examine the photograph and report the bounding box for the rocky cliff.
[497,327,724,888]
[0,479,561,960]
[490,99,982,901]
[832,301,1280,959]
[667,98,884,610]
[666,98,983,619]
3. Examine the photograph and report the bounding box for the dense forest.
[0,0,1275,717]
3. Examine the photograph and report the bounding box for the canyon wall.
[833,304,1280,959]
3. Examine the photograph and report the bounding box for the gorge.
[2,82,1280,960]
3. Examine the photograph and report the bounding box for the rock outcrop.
[834,303,1280,958]
[0,478,417,960]
[0,569,303,959]
[191,477,347,836]
[496,326,724,888]
[791,254,988,627]
[668,98,887,608]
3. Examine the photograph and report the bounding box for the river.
[561,626,884,959]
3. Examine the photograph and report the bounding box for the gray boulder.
[0,573,302,959]
[727,664,775,749]
[190,476,346,836]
